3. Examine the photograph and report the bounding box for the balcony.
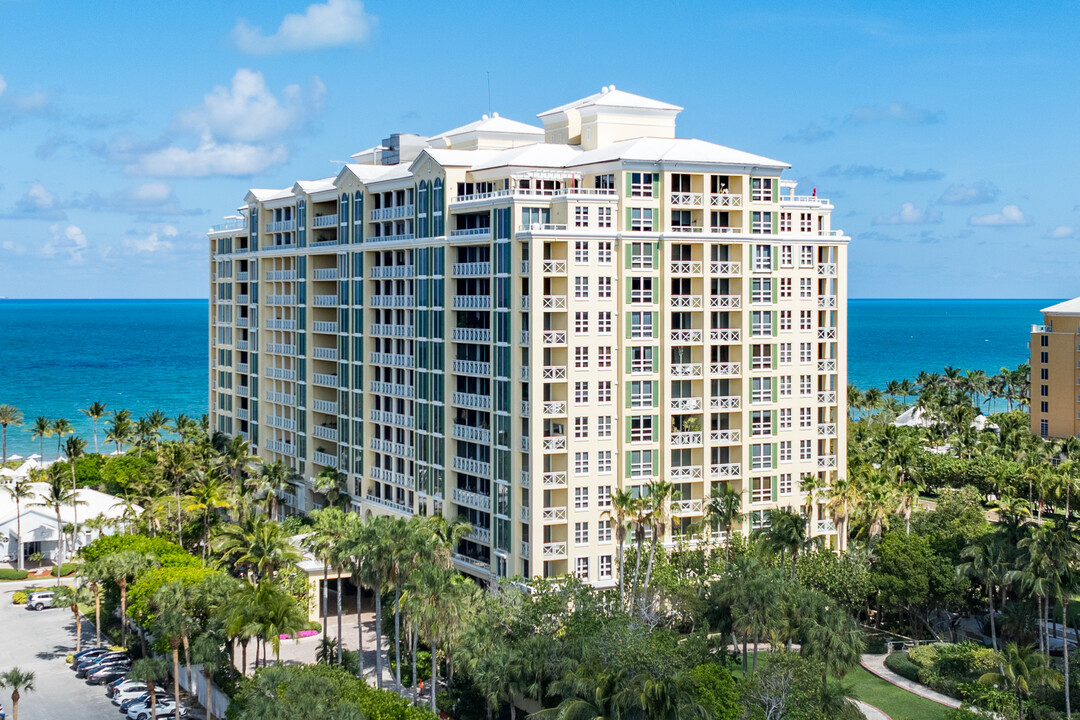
[313,268,340,280]
[450,227,492,239]
[313,373,338,387]
[265,415,297,431]
[543,436,567,451]
[236,318,249,328]
[670,329,702,343]
[542,506,567,523]
[669,192,704,207]
[520,330,530,344]
[521,296,530,310]
[264,439,297,456]
[452,327,491,343]
[370,323,414,337]
[818,423,837,437]
[452,359,491,376]
[710,395,741,410]
[369,352,414,367]
[669,465,703,480]
[265,318,296,330]
[370,205,414,221]
[368,232,415,244]
[710,261,741,276]
[236,339,249,350]
[818,328,837,340]
[369,295,414,307]
[453,294,492,310]
[451,553,490,572]
[542,365,567,380]
[818,296,837,308]
[818,455,838,469]
[236,408,249,420]
[313,399,338,414]
[452,262,491,277]
[369,381,414,398]
[669,261,703,274]
[369,409,414,428]
[543,542,567,558]
[710,193,743,208]
[520,470,530,489]
[670,397,702,411]
[817,263,837,276]
[236,385,250,397]
[542,260,567,274]
[672,499,703,516]
[542,472,567,487]
[467,527,492,545]
[312,214,338,228]
[818,391,837,404]
[818,359,837,373]
[452,487,491,512]
[710,429,741,444]
[542,295,566,310]
[313,321,338,334]
[670,296,703,309]
[313,451,338,468]
[312,425,338,442]
[366,494,413,516]
[542,330,567,345]
[236,271,249,281]
[710,328,741,343]
[452,391,491,410]
[520,506,531,523]
[452,456,492,477]
[370,437,414,458]
[237,362,249,374]
[710,294,741,309]
[817,520,836,533]
[370,265,414,278]
[265,270,297,281]
[670,431,702,447]
[452,423,491,444]
[265,367,296,380]
[266,294,296,306]
[542,401,567,416]
[520,435,530,450]
[710,362,741,377]
[710,462,741,478]
[670,363,702,378]
[266,219,296,233]
[265,391,296,404]
[313,294,339,307]
[237,294,250,305]
[266,343,296,355]
[313,347,339,361]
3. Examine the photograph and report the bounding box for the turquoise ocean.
[0,298,1056,457]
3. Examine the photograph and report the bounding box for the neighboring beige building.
[1031,298,1080,438]
[208,86,848,586]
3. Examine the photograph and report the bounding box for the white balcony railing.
[313,399,339,414]
[452,327,491,343]
[542,472,567,487]
[672,499,703,515]
[670,329,703,343]
[452,359,491,376]
[370,205,414,221]
[710,261,741,275]
[452,423,491,444]
[710,462,741,478]
[312,214,338,228]
[710,429,741,444]
[669,192,704,206]
[313,268,340,280]
[543,437,567,451]
[669,261,703,274]
[542,507,567,523]
[313,347,339,360]
[711,294,741,309]
[543,401,567,416]
[452,487,492,512]
[543,542,567,558]
[370,265,414,278]
[266,219,296,233]
[312,425,338,442]
[450,227,492,238]
[817,263,837,276]
[313,321,338,334]
[710,193,743,208]
[313,373,338,387]
[670,397,702,411]
[670,363,702,378]
[818,391,837,404]
[542,295,567,309]
[542,260,566,274]
[543,330,567,345]
[452,392,491,410]
[452,295,492,310]
[670,431,703,447]
[710,328,741,343]
[710,396,741,410]
[818,423,837,436]
[669,465,703,480]
[818,360,837,372]
[313,451,339,468]
[670,295,703,309]
[452,261,491,276]
[313,294,339,307]
[542,365,567,380]
[711,362,741,376]
[818,455,838,469]
[452,456,492,477]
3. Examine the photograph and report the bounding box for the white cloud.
[162,225,178,237]
[177,69,325,143]
[124,231,173,254]
[1045,225,1076,239]
[126,138,288,177]
[938,181,999,206]
[42,224,88,264]
[232,0,375,54]
[873,202,942,226]
[0,181,67,220]
[0,74,6,97]
[969,204,1031,227]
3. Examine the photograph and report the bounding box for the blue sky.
[0,0,1077,299]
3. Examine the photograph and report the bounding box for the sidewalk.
[860,654,960,709]
[852,699,891,720]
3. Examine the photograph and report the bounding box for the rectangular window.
[800,343,813,364]
[630,346,654,373]
[780,312,792,332]
[1041,384,1049,397]
[751,344,773,370]
[800,439,813,460]
[630,207,655,232]
[631,277,654,303]
[1041,418,1049,435]
[751,177,773,202]
[800,407,812,428]
[597,277,612,299]
[574,557,589,579]
[598,451,613,474]
[779,342,793,364]
[630,381,654,408]
[751,311,773,337]
[752,476,771,503]
[598,208,612,228]
[800,246,814,267]
[751,278,773,304]
[597,416,613,438]
[630,450,654,477]
[779,277,792,298]
[779,408,792,430]
[598,346,612,368]
[1041,368,1049,380]
[780,245,794,266]
[598,381,612,403]
[574,416,589,439]
[779,441,792,462]
[630,415,654,442]
[780,375,792,397]
[1041,351,1049,364]
[780,212,792,232]
[630,312,654,338]
[751,377,772,403]
[779,473,793,496]
[598,521,612,543]
[1041,401,1049,413]
[800,278,813,298]
[575,382,589,404]
[752,211,773,234]
[575,346,589,369]
[799,310,813,331]
[753,244,773,271]
[598,311,612,334]
[630,172,654,197]
[800,375,813,396]
[598,485,612,507]
[574,276,589,299]
[630,242,653,269]
[1041,335,1049,347]
[574,487,589,510]
[574,452,589,475]
[800,213,813,232]
[751,411,773,436]
[574,241,589,263]
[599,555,613,579]
[574,206,589,228]
[575,312,589,334]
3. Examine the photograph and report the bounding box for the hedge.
[884,652,922,682]
[0,568,29,580]
[78,534,198,568]
[52,562,78,577]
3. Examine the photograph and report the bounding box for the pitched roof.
[246,188,293,202]
[468,143,582,172]
[429,113,543,142]
[538,86,683,117]
[568,137,788,170]
[1041,297,1080,315]
[293,178,337,194]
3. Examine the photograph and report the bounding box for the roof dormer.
[537,85,682,149]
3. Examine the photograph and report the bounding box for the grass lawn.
[844,665,949,720]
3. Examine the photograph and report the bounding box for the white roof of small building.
[293,178,337,194]
[569,137,789,170]
[0,483,137,529]
[469,143,583,172]
[538,86,683,117]
[1041,297,1080,316]
[428,113,543,144]
[245,188,293,203]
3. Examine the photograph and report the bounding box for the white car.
[25,591,55,610]
[128,699,185,720]
[113,685,164,705]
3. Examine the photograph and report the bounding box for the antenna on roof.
[487,71,492,116]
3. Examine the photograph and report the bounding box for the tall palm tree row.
[0,404,24,465]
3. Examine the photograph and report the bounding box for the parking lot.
[0,580,118,720]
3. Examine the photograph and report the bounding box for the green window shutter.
[652,173,659,198]
[652,381,659,407]
[652,414,660,441]
[771,213,778,235]
[771,383,777,403]
[652,242,659,267]
[771,476,778,501]
[625,243,632,269]
[771,311,778,336]
[651,347,658,373]
[626,382,633,408]
[626,282,633,304]
[626,172,633,196]
[771,412,777,436]
[626,208,632,231]
[771,446,778,470]
[626,313,633,338]
[652,312,659,338]
[626,420,632,444]
[771,178,778,199]
[626,347,633,366]
[771,282,777,303]
[772,343,778,369]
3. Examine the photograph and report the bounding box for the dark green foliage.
[78,534,198,567]
[871,530,967,634]
[687,662,740,720]
[796,548,874,614]
[0,569,29,580]
[884,652,921,682]
[99,453,155,495]
[51,562,78,577]
[915,451,1023,497]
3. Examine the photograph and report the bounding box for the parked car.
[129,699,185,720]
[76,653,129,677]
[121,693,174,713]
[73,648,110,663]
[25,591,55,610]
[112,685,164,705]
[73,651,119,672]
[87,664,131,685]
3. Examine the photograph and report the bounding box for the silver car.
[25,591,55,610]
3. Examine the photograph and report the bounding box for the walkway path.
[860,654,961,709]
[852,699,891,720]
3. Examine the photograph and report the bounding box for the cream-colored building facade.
[1030,298,1080,439]
[208,86,848,585]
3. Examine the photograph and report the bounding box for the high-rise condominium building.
[1030,298,1080,438]
[208,86,848,584]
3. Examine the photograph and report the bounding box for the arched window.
[353,191,364,243]
[339,193,349,243]
[417,181,429,238]
[432,178,444,236]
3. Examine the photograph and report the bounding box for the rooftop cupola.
[537,85,683,150]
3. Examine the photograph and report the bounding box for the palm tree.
[106,410,134,454]
[79,402,107,454]
[215,515,300,581]
[157,442,194,541]
[32,464,81,582]
[303,507,345,654]
[172,414,200,443]
[958,539,1007,655]
[0,405,24,466]
[53,583,91,653]
[80,559,107,647]
[100,550,158,648]
[3,477,34,571]
[705,482,742,562]
[253,460,295,520]
[29,416,51,460]
[979,643,1063,720]
[184,472,231,561]
[642,479,676,595]
[127,658,169,720]
[313,467,349,509]
[145,410,171,450]
[64,435,87,551]
[0,667,35,720]
[760,507,807,579]
[602,488,637,609]
[152,581,196,706]
[847,385,863,421]
[51,418,72,460]
[537,665,639,720]
[247,580,308,663]
[801,605,865,693]
[409,564,459,712]
[825,476,860,552]
[190,631,225,719]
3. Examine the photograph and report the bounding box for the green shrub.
[885,652,922,682]
[944,707,989,720]
[908,643,940,668]
[66,653,74,664]
[12,591,28,604]
[0,568,29,580]
[687,662,740,720]
[51,562,78,577]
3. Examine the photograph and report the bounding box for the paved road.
[0,580,118,720]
